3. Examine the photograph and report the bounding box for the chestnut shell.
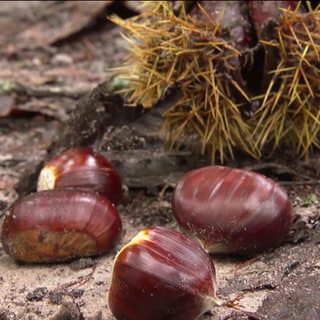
[37,147,122,204]
[1,188,122,263]
[108,226,219,320]
[172,166,293,255]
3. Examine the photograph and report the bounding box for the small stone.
[70,289,84,299]
[49,291,64,305]
[51,53,73,66]
[26,287,48,301]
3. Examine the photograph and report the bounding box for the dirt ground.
[0,2,319,320]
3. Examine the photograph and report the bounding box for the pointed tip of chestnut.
[1,188,122,263]
[37,147,122,205]
[172,166,293,256]
[108,226,220,320]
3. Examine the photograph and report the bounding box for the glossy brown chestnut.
[172,166,293,256]
[1,188,122,263]
[37,147,122,204]
[108,226,222,320]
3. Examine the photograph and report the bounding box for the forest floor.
[0,2,319,320]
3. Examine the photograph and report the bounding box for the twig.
[243,162,295,174]
[1,80,91,99]
[16,82,91,99]
[50,264,96,294]
[279,180,320,186]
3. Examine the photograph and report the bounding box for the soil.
[0,2,319,320]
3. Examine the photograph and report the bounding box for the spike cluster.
[110,1,320,162]
[252,5,320,156]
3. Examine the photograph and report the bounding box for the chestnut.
[172,166,293,256]
[37,147,122,204]
[1,188,122,263]
[108,226,222,320]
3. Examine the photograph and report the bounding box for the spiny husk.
[110,1,259,162]
[252,4,320,158]
[110,1,320,162]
